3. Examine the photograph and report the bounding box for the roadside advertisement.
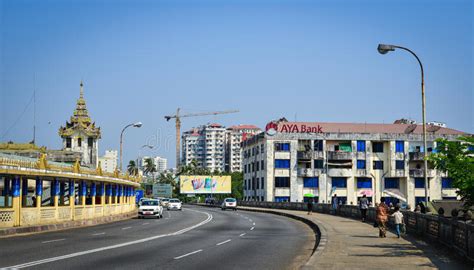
[153,183,173,198]
[179,175,231,194]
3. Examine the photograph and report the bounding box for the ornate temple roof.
[58,81,101,138]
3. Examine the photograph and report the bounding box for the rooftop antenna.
[32,74,36,144]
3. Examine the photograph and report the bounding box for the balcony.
[297,151,324,160]
[409,152,425,161]
[297,168,324,177]
[390,169,406,177]
[409,169,436,177]
[328,151,353,160]
[327,168,352,177]
[355,169,368,176]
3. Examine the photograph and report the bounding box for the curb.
[192,204,326,269]
[0,212,137,238]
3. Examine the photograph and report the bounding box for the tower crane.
[165,108,239,168]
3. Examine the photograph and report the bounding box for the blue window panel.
[384,178,399,189]
[357,160,366,169]
[372,142,384,153]
[275,177,290,188]
[332,177,347,188]
[314,160,324,169]
[12,177,21,197]
[36,177,43,196]
[383,197,400,206]
[415,178,425,188]
[303,177,318,188]
[314,140,324,151]
[442,178,453,189]
[468,146,474,152]
[395,141,405,153]
[275,159,290,169]
[395,160,405,170]
[415,196,430,204]
[373,161,383,170]
[357,141,366,152]
[357,177,372,188]
[274,196,290,202]
[275,143,290,151]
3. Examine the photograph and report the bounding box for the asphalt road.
[0,205,314,270]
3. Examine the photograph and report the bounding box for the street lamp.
[137,144,154,173]
[377,43,429,204]
[119,121,143,172]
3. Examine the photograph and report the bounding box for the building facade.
[99,150,118,173]
[140,156,168,173]
[225,125,262,172]
[242,120,467,208]
[58,81,101,168]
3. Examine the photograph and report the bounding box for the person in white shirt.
[392,206,404,238]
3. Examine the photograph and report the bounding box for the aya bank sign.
[265,121,323,135]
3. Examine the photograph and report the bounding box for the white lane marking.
[7,208,213,269]
[142,223,149,225]
[122,227,132,230]
[216,239,231,246]
[249,219,253,222]
[253,222,255,226]
[92,233,105,236]
[41,239,65,244]
[250,227,254,231]
[239,233,246,237]
[174,249,203,260]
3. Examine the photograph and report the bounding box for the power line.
[1,92,35,140]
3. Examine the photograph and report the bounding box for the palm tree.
[144,158,157,182]
[127,160,138,176]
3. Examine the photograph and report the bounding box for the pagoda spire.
[80,80,84,99]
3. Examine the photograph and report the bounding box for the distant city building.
[182,123,261,172]
[140,156,168,173]
[242,118,468,207]
[58,81,101,168]
[99,150,118,173]
[225,125,262,172]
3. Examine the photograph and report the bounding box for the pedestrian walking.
[307,199,313,215]
[359,195,369,222]
[332,194,338,215]
[376,197,389,238]
[392,206,404,238]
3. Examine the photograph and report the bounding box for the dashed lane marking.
[41,239,65,244]
[142,223,149,225]
[253,222,255,226]
[122,227,132,230]
[92,233,105,236]
[216,239,231,246]
[174,249,203,260]
[250,227,254,231]
[239,233,246,237]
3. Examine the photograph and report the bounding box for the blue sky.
[1,0,472,168]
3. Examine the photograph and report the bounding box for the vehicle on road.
[161,198,170,207]
[167,199,182,211]
[221,198,237,211]
[205,197,216,205]
[138,197,149,206]
[138,199,163,219]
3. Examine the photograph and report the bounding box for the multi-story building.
[225,125,262,172]
[58,81,101,168]
[242,119,468,208]
[99,150,118,173]
[140,156,168,173]
[182,123,227,172]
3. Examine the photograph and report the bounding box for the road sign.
[153,183,173,198]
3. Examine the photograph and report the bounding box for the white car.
[161,198,170,208]
[221,198,237,211]
[138,199,163,219]
[167,199,182,211]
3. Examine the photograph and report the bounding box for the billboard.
[153,183,173,198]
[179,175,231,194]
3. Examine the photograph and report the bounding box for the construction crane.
[165,108,239,168]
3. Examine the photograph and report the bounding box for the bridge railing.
[238,201,474,262]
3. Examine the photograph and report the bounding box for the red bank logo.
[265,121,323,135]
[265,122,278,136]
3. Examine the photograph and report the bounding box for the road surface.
[0,205,314,269]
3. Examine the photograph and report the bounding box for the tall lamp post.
[137,144,154,175]
[377,44,429,204]
[119,122,143,172]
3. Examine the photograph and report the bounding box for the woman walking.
[392,206,404,238]
[376,197,389,238]
[359,195,369,222]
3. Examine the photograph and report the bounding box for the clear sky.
[1,0,472,168]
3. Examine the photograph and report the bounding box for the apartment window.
[332,177,347,188]
[261,160,264,170]
[275,159,290,169]
[357,177,372,188]
[395,141,405,153]
[442,178,454,189]
[275,196,290,202]
[256,178,260,189]
[303,177,318,188]
[415,178,425,188]
[275,143,290,151]
[261,177,264,189]
[261,144,264,153]
[314,160,324,169]
[244,165,247,173]
[256,161,260,171]
[384,178,399,189]
[88,138,93,147]
[275,177,290,188]
[373,161,383,170]
[314,140,323,151]
[395,160,405,170]
[66,138,72,148]
[372,142,384,153]
[357,140,366,152]
[78,138,82,147]
[356,160,366,169]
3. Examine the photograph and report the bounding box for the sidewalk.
[239,206,471,270]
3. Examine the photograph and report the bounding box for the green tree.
[429,136,474,207]
[144,158,157,183]
[127,160,138,176]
